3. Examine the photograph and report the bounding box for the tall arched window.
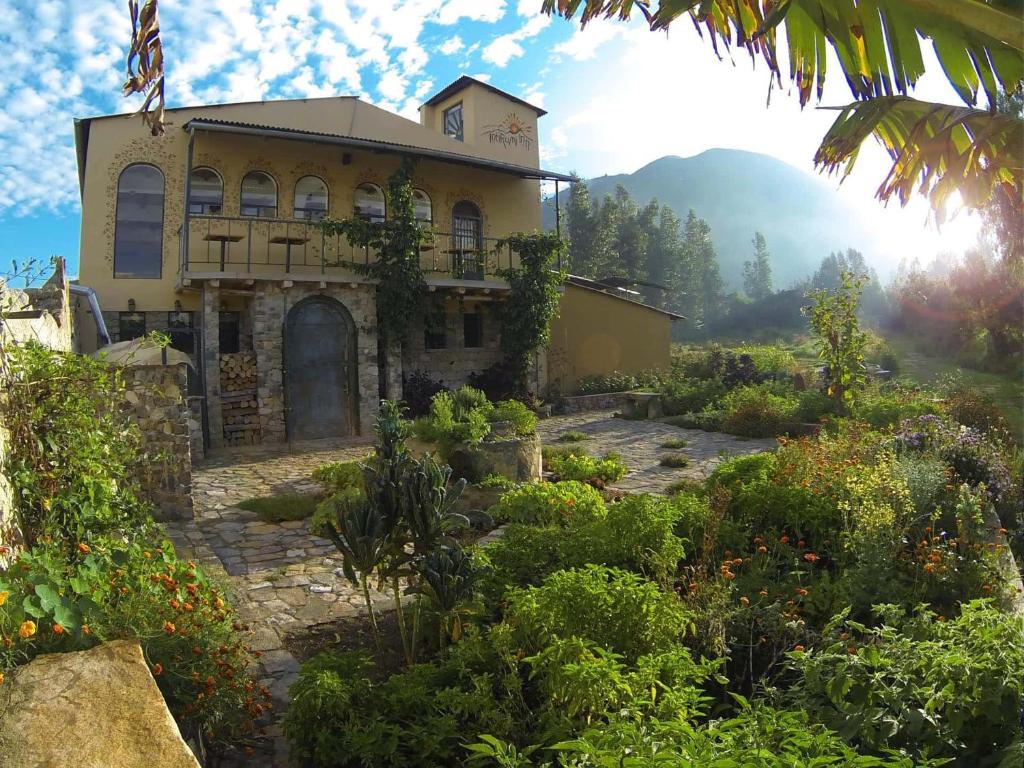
[452,200,482,250]
[189,167,223,214]
[412,188,432,227]
[240,171,277,217]
[294,176,329,222]
[114,164,164,278]
[354,182,385,222]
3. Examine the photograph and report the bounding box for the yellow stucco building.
[73,76,676,446]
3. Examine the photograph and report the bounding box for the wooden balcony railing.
[177,215,522,281]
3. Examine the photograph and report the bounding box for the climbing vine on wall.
[320,160,427,345]
[496,232,566,388]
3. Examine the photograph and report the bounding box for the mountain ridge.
[543,149,881,289]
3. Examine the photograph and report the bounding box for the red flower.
[52,623,65,635]
[164,621,176,634]
[77,542,91,554]
[803,553,819,563]
[152,663,163,676]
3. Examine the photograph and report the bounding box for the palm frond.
[122,0,165,136]
[815,96,1024,220]
[543,1,1024,108]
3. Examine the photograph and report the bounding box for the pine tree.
[742,232,773,300]
[565,175,597,277]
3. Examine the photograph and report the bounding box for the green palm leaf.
[816,96,1023,220]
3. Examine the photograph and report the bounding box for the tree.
[676,209,724,332]
[742,232,773,300]
[645,205,683,307]
[543,1,1024,221]
[566,174,598,277]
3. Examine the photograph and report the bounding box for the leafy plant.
[575,371,639,395]
[506,565,693,663]
[492,481,606,527]
[415,544,478,648]
[402,369,447,417]
[558,430,590,443]
[488,399,537,436]
[659,453,689,468]
[546,451,627,486]
[311,459,367,494]
[237,491,321,523]
[659,436,687,449]
[804,270,869,412]
[717,383,799,438]
[791,601,1024,761]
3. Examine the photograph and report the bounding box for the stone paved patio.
[536,410,778,494]
[164,413,777,765]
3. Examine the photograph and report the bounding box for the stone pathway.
[536,410,778,494]
[164,416,776,766]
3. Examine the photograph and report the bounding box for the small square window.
[463,311,483,348]
[168,311,194,354]
[118,311,146,341]
[443,103,464,141]
[219,311,240,354]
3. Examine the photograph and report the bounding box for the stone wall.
[402,298,502,390]
[249,282,380,442]
[553,391,631,414]
[123,364,194,520]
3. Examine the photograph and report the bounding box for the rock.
[0,639,200,768]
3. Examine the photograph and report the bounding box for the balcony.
[178,214,525,285]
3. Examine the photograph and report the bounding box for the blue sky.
[0,0,981,281]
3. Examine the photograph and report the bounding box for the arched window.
[188,167,222,214]
[114,164,164,278]
[240,171,277,217]
[354,182,385,222]
[452,200,484,279]
[412,188,432,226]
[452,200,482,250]
[294,176,329,222]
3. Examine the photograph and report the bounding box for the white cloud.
[378,69,408,102]
[436,0,506,25]
[439,36,464,55]
[552,18,626,60]
[482,14,550,66]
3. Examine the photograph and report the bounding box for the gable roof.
[422,76,547,116]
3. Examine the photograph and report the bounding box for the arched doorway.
[284,296,357,440]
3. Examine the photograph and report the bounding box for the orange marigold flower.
[688,583,698,593]
[999,528,1008,535]
[847,646,857,655]
[757,546,768,554]
[0,591,8,607]
[183,602,194,612]
[780,536,789,544]
[143,551,152,558]
[723,571,736,580]
[937,615,946,622]
[982,584,992,593]
[793,645,805,652]
[18,620,37,638]
[732,558,743,566]
[0,672,4,685]
[803,553,819,563]
[759,589,769,597]
[170,599,181,610]
[52,623,65,635]
[153,663,163,676]
[82,625,91,636]
[740,596,750,606]
[923,563,936,573]
[163,621,176,634]
[77,542,90,554]
[214,597,225,610]
[796,588,808,597]
[0,545,9,555]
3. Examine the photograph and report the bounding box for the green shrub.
[795,390,837,423]
[733,344,798,375]
[718,383,799,438]
[506,566,693,662]
[944,386,1011,437]
[659,436,688,449]
[491,481,606,526]
[414,390,491,446]
[663,410,724,432]
[659,453,689,468]
[558,430,590,443]
[660,378,727,416]
[547,451,628,485]
[488,399,537,436]
[237,492,321,523]
[892,454,949,516]
[575,371,639,395]
[286,640,518,768]
[477,473,518,491]
[312,459,366,493]
[853,387,940,429]
[587,495,687,582]
[453,385,491,419]
[792,601,1024,761]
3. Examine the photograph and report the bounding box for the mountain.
[543,149,883,289]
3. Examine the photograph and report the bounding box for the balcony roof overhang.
[182,118,574,182]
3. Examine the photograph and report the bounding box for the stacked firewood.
[219,353,261,445]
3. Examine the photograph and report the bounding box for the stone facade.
[123,364,194,520]
[248,282,380,442]
[401,297,502,390]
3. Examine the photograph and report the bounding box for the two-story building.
[73,76,677,448]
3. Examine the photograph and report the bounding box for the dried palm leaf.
[122,0,165,136]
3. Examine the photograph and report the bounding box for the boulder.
[0,639,201,768]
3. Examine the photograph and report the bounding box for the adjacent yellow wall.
[548,285,673,394]
[76,94,543,323]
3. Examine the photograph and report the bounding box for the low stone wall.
[123,364,194,521]
[553,391,631,415]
